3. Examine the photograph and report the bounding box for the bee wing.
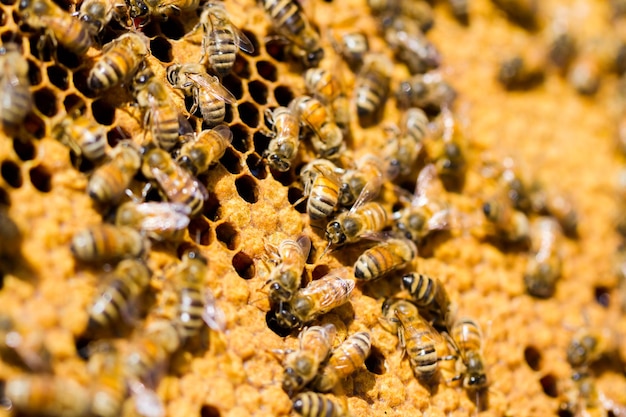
[151,166,210,202]
[296,234,312,259]
[232,25,255,53]
[412,163,444,207]
[128,379,165,417]
[426,208,451,232]
[211,124,234,145]
[131,202,191,232]
[202,289,226,332]
[349,174,383,214]
[187,73,236,104]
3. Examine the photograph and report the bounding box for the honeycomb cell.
[142,21,160,38]
[246,153,267,180]
[12,138,36,161]
[539,374,558,398]
[222,104,234,124]
[200,404,221,417]
[241,29,260,57]
[0,187,9,206]
[235,175,258,204]
[266,310,291,337]
[364,345,385,375]
[287,187,306,213]
[232,54,251,79]
[230,123,250,153]
[107,126,130,147]
[72,69,96,98]
[221,74,243,100]
[47,65,69,90]
[248,80,268,105]
[594,286,610,307]
[27,35,53,63]
[202,193,221,221]
[63,94,86,114]
[23,113,46,139]
[28,165,52,192]
[253,130,270,155]
[56,46,81,69]
[256,60,277,82]
[33,88,58,117]
[232,251,255,279]
[238,101,260,128]
[274,85,295,107]
[216,222,240,250]
[27,58,42,86]
[188,217,212,246]
[312,264,330,281]
[150,37,173,63]
[91,99,116,126]
[160,19,185,40]
[523,345,542,371]
[50,0,71,11]
[271,168,296,187]
[220,148,242,175]
[265,38,287,62]
[1,160,22,188]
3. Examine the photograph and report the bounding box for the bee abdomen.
[308,178,339,220]
[177,287,204,339]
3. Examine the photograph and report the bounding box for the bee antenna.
[318,241,333,261]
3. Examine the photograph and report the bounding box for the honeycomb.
[0,0,625,415]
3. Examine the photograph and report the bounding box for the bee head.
[129,0,149,18]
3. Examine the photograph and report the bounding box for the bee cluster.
[0,0,625,416]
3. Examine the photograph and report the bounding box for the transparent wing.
[187,73,236,104]
[132,202,191,232]
[211,124,234,145]
[233,24,255,53]
[129,379,165,417]
[296,234,312,259]
[202,289,226,332]
[413,163,443,207]
[349,175,383,214]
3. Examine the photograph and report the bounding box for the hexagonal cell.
[246,153,267,180]
[150,37,173,63]
[364,345,386,375]
[539,374,558,398]
[188,217,212,246]
[200,404,221,417]
[237,101,260,128]
[248,80,268,105]
[253,130,271,155]
[160,19,185,40]
[265,38,288,62]
[12,138,36,161]
[1,160,22,188]
[27,58,42,86]
[232,251,255,279]
[230,123,250,153]
[220,148,242,175]
[202,192,221,221]
[221,74,243,100]
[27,35,53,63]
[215,222,240,250]
[91,99,116,126]
[287,187,306,213]
[107,126,131,147]
[142,20,161,38]
[312,264,330,281]
[274,85,295,107]
[232,54,251,79]
[47,65,69,90]
[33,87,58,117]
[63,94,86,114]
[270,168,296,187]
[28,165,52,192]
[241,29,260,57]
[523,345,542,371]
[56,46,81,69]
[222,103,234,124]
[235,175,259,204]
[72,69,97,98]
[256,60,277,82]
[23,113,46,139]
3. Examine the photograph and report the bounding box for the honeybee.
[0,314,50,371]
[88,32,149,92]
[498,48,546,90]
[560,371,626,417]
[304,68,342,105]
[325,182,389,247]
[482,191,530,244]
[52,113,108,163]
[292,392,348,417]
[354,54,392,126]
[115,201,191,242]
[275,268,355,329]
[447,0,469,24]
[353,237,417,281]
[524,217,563,299]
[383,14,441,75]
[141,146,209,217]
[331,31,370,71]
[71,224,148,263]
[18,0,92,55]
[282,323,336,396]
[261,0,324,67]
[132,69,181,151]
[450,318,488,390]
[195,2,255,77]
[127,0,199,22]
[396,72,457,113]
[312,331,371,392]
[86,258,151,336]
[401,272,453,331]
[490,0,538,28]
[87,142,141,205]
[76,0,131,35]
[290,96,344,158]
[393,164,452,243]
[367,0,434,32]
[566,328,615,370]
[379,297,418,335]
[339,154,384,208]
[300,159,343,220]
[267,235,311,305]
[167,63,237,127]
[264,107,301,172]
[176,124,233,175]
[0,43,32,129]
[383,108,429,179]
[528,184,578,237]
[86,346,126,417]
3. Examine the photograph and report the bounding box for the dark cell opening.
[216,222,240,250]
[33,88,57,117]
[523,345,542,371]
[253,131,271,155]
[223,103,234,124]
[557,410,574,417]
[312,264,330,281]
[50,0,71,10]
[248,80,268,105]
[23,113,45,139]
[221,74,243,100]
[200,404,221,417]
[175,242,200,260]
[29,165,52,192]
[270,168,296,187]
[256,60,278,82]
[0,8,6,24]
[241,29,259,57]
[141,20,160,38]
[202,193,221,221]
[274,85,294,107]
[72,154,95,174]
[63,94,86,115]
[594,286,610,308]
[1,160,22,188]
[246,153,267,180]
[1,33,21,44]
[12,138,35,162]
[539,374,558,398]
[47,65,69,90]
[188,217,212,246]
[235,175,259,204]
[219,147,242,175]
[265,38,287,62]
[27,35,53,63]
[288,187,306,213]
[91,99,116,126]
[74,336,91,361]
[238,101,260,128]
[73,69,97,98]
[159,18,185,40]
[364,345,385,375]
[56,45,81,69]
[0,188,9,206]
[232,54,251,79]
[0,271,4,290]
[27,58,42,86]
[266,310,291,337]
[232,251,255,279]
[230,123,250,153]
[150,37,173,63]
[107,127,130,148]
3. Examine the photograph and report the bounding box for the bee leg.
[190,88,200,115]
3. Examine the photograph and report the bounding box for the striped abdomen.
[307,174,340,220]
[354,238,417,281]
[88,45,142,91]
[207,27,237,77]
[199,91,226,126]
[355,70,390,118]
[46,16,92,55]
[1,82,31,127]
[292,392,347,417]
[263,0,306,39]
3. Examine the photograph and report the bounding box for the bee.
[86,346,126,417]
[195,2,255,77]
[354,54,392,125]
[290,96,344,158]
[87,143,141,205]
[325,181,389,247]
[264,107,301,172]
[76,0,131,35]
[261,0,324,67]
[0,314,50,371]
[524,217,562,298]
[127,0,199,23]
[331,31,370,71]
[304,68,342,105]
[498,48,546,90]
[132,69,181,151]
[383,14,441,75]
[282,323,336,396]
[447,0,469,24]
[115,201,191,242]
[450,318,488,390]
[383,108,429,179]
[292,392,348,417]
[393,164,452,243]
[275,268,355,329]
[338,154,385,208]
[167,63,237,128]
[528,184,578,237]
[141,145,209,217]
[353,237,417,281]
[267,235,311,305]
[52,113,108,163]
[300,159,343,220]
[367,0,434,32]
[379,297,419,335]
[312,331,371,392]
[0,43,32,129]
[88,32,149,92]
[396,72,457,113]
[566,328,615,370]
[401,272,453,331]
[560,371,626,417]
[482,191,530,244]
[490,0,538,28]
[86,258,151,336]
[71,224,148,263]
[18,0,92,56]
[176,124,233,175]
